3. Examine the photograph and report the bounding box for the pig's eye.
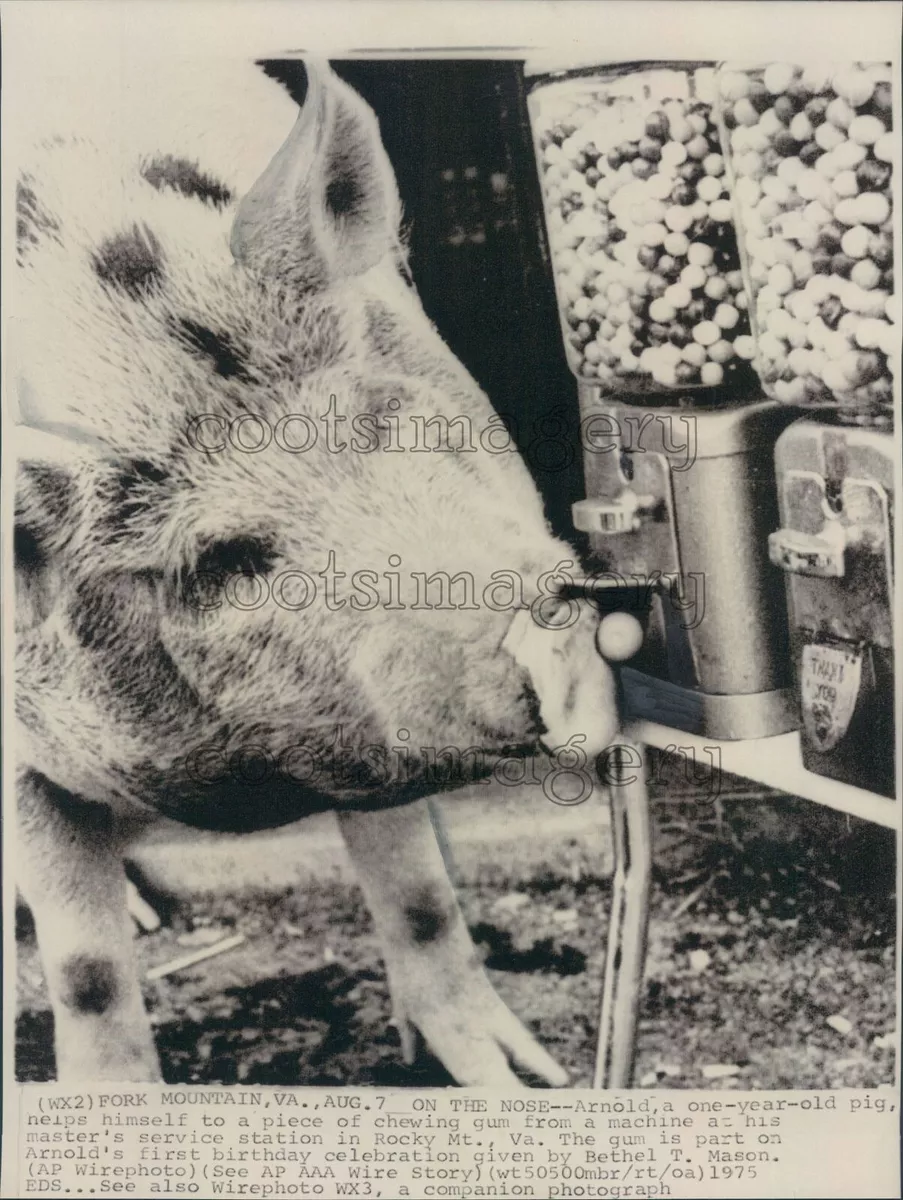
[195,535,277,578]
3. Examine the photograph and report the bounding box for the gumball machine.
[525,60,801,738]
[716,60,896,796]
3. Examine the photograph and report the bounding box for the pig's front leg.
[17,771,160,1082]
[338,799,568,1087]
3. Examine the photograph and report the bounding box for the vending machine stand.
[594,726,897,1089]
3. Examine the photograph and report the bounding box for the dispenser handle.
[768,527,846,578]
[573,493,657,536]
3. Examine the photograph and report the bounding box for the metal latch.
[768,523,847,578]
[573,492,657,536]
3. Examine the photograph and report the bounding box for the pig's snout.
[501,600,623,759]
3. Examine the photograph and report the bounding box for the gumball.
[848,114,886,146]
[805,95,830,124]
[664,205,694,233]
[788,346,811,375]
[789,112,814,142]
[768,264,794,295]
[817,122,849,152]
[826,97,855,130]
[651,360,678,386]
[764,63,798,93]
[647,274,668,298]
[649,297,677,323]
[857,192,890,226]
[697,175,724,202]
[833,67,876,108]
[688,110,708,135]
[748,80,772,113]
[661,141,689,169]
[664,283,692,309]
[663,230,690,257]
[733,334,756,360]
[851,259,882,290]
[641,222,668,246]
[708,338,735,364]
[680,263,708,291]
[832,140,867,170]
[668,322,692,347]
[840,225,871,259]
[774,95,797,125]
[798,142,822,167]
[833,198,860,226]
[682,340,708,367]
[668,113,694,143]
[645,111,670,140]
[686,134,710,160]
[596,612,645,662]
[714,303,741,330]
[692,320,720,347]
[720,71,751,101]
[639,136,663,162]
[874,132,895,163]
[734,98,759,127]
[831,169,858,199]
[701,361,724,385]
[687,242,714,268]
[704,275,729,301]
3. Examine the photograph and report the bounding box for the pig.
[12,49,623,1087]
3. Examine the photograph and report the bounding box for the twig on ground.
[146,934,246,981]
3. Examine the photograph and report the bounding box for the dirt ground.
[15,761,897,1090]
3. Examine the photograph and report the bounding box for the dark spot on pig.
[563,679,578,715]
[93,225,165,298]
[19,464,77,525]
[326,170,362,219]
[403,886,452,944]
[61,956,118,1015]
[141,156,233,209]
[16,178,61,261]
[195,535,277,580]
[103,459,169,539]
[175,319,251,381]
[14,524,44,573]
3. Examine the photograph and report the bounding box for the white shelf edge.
[623,722,898,830]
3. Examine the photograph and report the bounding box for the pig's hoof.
[392,984,569,1088]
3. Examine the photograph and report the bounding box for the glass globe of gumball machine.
[717,60,896,796]
[525,59,802,738]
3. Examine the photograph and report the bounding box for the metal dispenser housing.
[770,418,896,798]
[575,384,802,739]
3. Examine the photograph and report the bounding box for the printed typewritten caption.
[6,1086,898,1199]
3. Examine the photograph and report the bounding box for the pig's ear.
[231,60,402,289]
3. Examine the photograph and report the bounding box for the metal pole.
[593,740,653,1088]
